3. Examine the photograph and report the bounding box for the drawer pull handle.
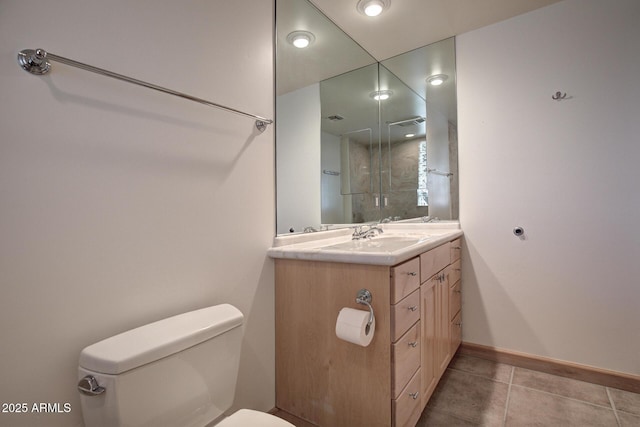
[452,246,461,249]
[409,392,419,400]
[453,290,462,294]
[408,341,418,348]
[456,322,462,327]
[408,305,418,312]
[406,271,417,276]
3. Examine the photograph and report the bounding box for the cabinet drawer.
[450,280,461,321]
[451,311,462,355]
[391,289,420,342]
[420,243,450,283]
[392,321,421,399]
[391,257,420,304]
[448,259,461,287]
[450,238,462,263]
[392,368,422,427]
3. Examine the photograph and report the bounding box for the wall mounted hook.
[552,91,567,100]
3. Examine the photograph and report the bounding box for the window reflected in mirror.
[276,0,458,234]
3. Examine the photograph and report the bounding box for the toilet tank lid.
[79,304,244,375]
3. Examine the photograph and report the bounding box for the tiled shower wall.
[347,129,459,222]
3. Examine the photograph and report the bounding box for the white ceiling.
[309,0,562,60]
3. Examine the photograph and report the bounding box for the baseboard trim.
[459,342,640,394]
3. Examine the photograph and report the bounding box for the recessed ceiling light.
[369,90,393,101]
[426,74,449,86]
[357,0,390,17]
[286,31,315,49]
[404,133,415,138]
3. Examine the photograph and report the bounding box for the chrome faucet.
[380,216,402,224]
[422,216,439,223]
[352,225,384,240]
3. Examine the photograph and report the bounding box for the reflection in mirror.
[276,0,377,234]
[275,0,458,235]
[379,63,429,221]
[320,63,379,225]
[381,38,458,220]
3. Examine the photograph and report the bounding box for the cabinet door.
[420,278,437,409]
[436,269,451,374]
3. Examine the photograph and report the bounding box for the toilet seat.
[217,409,295,427]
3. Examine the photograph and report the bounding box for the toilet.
[77,304,293,427]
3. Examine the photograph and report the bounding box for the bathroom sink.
[268,224,462,265]
[320,235,426,253]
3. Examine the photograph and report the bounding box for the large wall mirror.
[276,0,458,234]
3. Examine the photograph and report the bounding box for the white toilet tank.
[78,304,245,427]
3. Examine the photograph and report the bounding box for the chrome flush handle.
[77,375,105,396]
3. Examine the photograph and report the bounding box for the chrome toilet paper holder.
[356,289,375,334]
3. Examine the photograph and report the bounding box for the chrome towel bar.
[17,49,273,132]
[427,168,453,177]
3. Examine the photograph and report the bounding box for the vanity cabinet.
[274,237,462,427]
[419,237,462,409]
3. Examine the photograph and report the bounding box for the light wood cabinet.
[419,276,437,409]
[449,239,462,355]
[275,237,462,427]
[419,237,463,408]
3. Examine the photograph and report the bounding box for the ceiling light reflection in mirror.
[287,31,315,48]
[276,0,377,96]
[275,0,459,234]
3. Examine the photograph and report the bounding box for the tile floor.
[275,353,640,427]
[418,354,640,426]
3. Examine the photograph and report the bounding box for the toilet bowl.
[77,304,293,427]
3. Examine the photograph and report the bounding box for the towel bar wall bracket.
[17,48,273,132]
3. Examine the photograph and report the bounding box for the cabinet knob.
[408,305,418,312]
[408,341,418,348]
[406,271,417,276]
[455,322,462,328]
[409,391,419,400]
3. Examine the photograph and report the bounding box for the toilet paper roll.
[335,307,375,347]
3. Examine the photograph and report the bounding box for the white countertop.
[268,223,463,266]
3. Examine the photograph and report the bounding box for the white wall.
[426,109,452,219]
[276,84,321,233]
[0,1,274,426]
[321,131,344,224]
[458,0,640,375]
